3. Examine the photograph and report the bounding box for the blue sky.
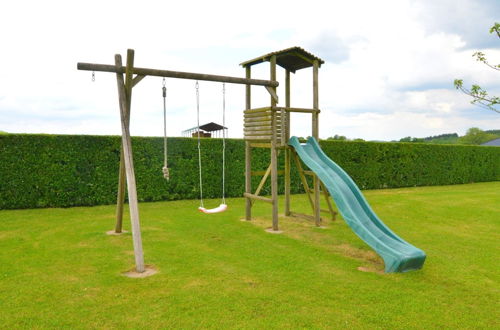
[0,0,499,141]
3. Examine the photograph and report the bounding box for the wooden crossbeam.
[78,62,278,87]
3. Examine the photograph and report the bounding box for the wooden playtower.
[241,47,336,232]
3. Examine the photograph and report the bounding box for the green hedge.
[0,134,499,210]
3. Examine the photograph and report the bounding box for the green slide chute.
[289,136,426,273]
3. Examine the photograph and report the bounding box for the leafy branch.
[454,80,500,113]
[454,22,499,114]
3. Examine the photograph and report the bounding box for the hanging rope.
[196,81,204,208]
[162,78,170,181]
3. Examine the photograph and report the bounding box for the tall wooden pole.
[115,148,126,232]
[115,50,145,272]
[245,66,252,221]
[284,69,291,216]
[270,55,279,231]
[312,60,321,227]
[115,56,134,233]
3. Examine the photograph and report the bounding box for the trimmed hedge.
[0,134,499,210]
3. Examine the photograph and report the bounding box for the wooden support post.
[320,181,337,221]
[284,70,291,216]
[115,68,136,233]
[245,66,252,221]
[115,50,145,273]
[115,71,144,234]
[115,147,126,233]
[292,151,315,211]
[270,55,279,232]
[312,60,319,138]
[312,60,321,227]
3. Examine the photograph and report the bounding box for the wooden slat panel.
[245,132,282,137]
[244,136,273,140]
[243,121,271,128]
[244,107,271,114]
[245,130,281,135]
[244,112,272,118]
[244,113,281,119]
[244,116,272,123]
[244,125,272,131]
[244,125,273,130]
[244,121,279,127]
[245,130,274,135]
[249,143,272,148]
[245,117,281,122]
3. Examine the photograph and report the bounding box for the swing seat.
[198,204,227,214]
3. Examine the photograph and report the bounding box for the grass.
[0,182,499,329]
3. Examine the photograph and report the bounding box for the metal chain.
[222,83,226,205]
[196,81,204,208]
[162,78,169,181]
[92,71,95,82]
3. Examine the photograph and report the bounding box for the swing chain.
[92,71,95,82]
[222,83,226,205]
[196,81,204,208]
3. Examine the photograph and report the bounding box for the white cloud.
[0,0,499,141]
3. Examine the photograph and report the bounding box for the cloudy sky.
[1,0,499,141]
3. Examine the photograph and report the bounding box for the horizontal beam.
[77,62,279,87]
[243,193,273,204]
[289,211,325,222]
[273,106,320,114]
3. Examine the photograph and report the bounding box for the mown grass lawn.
[0,182,498,329]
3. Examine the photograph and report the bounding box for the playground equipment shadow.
[0,182,498,329]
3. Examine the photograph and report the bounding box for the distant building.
[182,122,228,138]
[481,138,500,146]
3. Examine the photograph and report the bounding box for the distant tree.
[352,138,365,142]
[423,133,459,141]
[327,134,347,141]
[484,129,500,136]
[459,127,497,145]
[454,23,500,114]
[399,136,423,143]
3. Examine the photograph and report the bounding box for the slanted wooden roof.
[240,47,324,73]
[199,122,227,132]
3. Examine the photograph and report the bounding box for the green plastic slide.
[289,136,426,273]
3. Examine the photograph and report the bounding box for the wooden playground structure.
[240,48,337,233]
[77,47,336,274]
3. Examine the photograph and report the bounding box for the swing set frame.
[77,47,336,274]
[78,49,278,273]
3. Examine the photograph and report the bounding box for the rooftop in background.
[481,138,500,146]
[240,47,324,73]
[182,122,227,133]
[182,122,228,138]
